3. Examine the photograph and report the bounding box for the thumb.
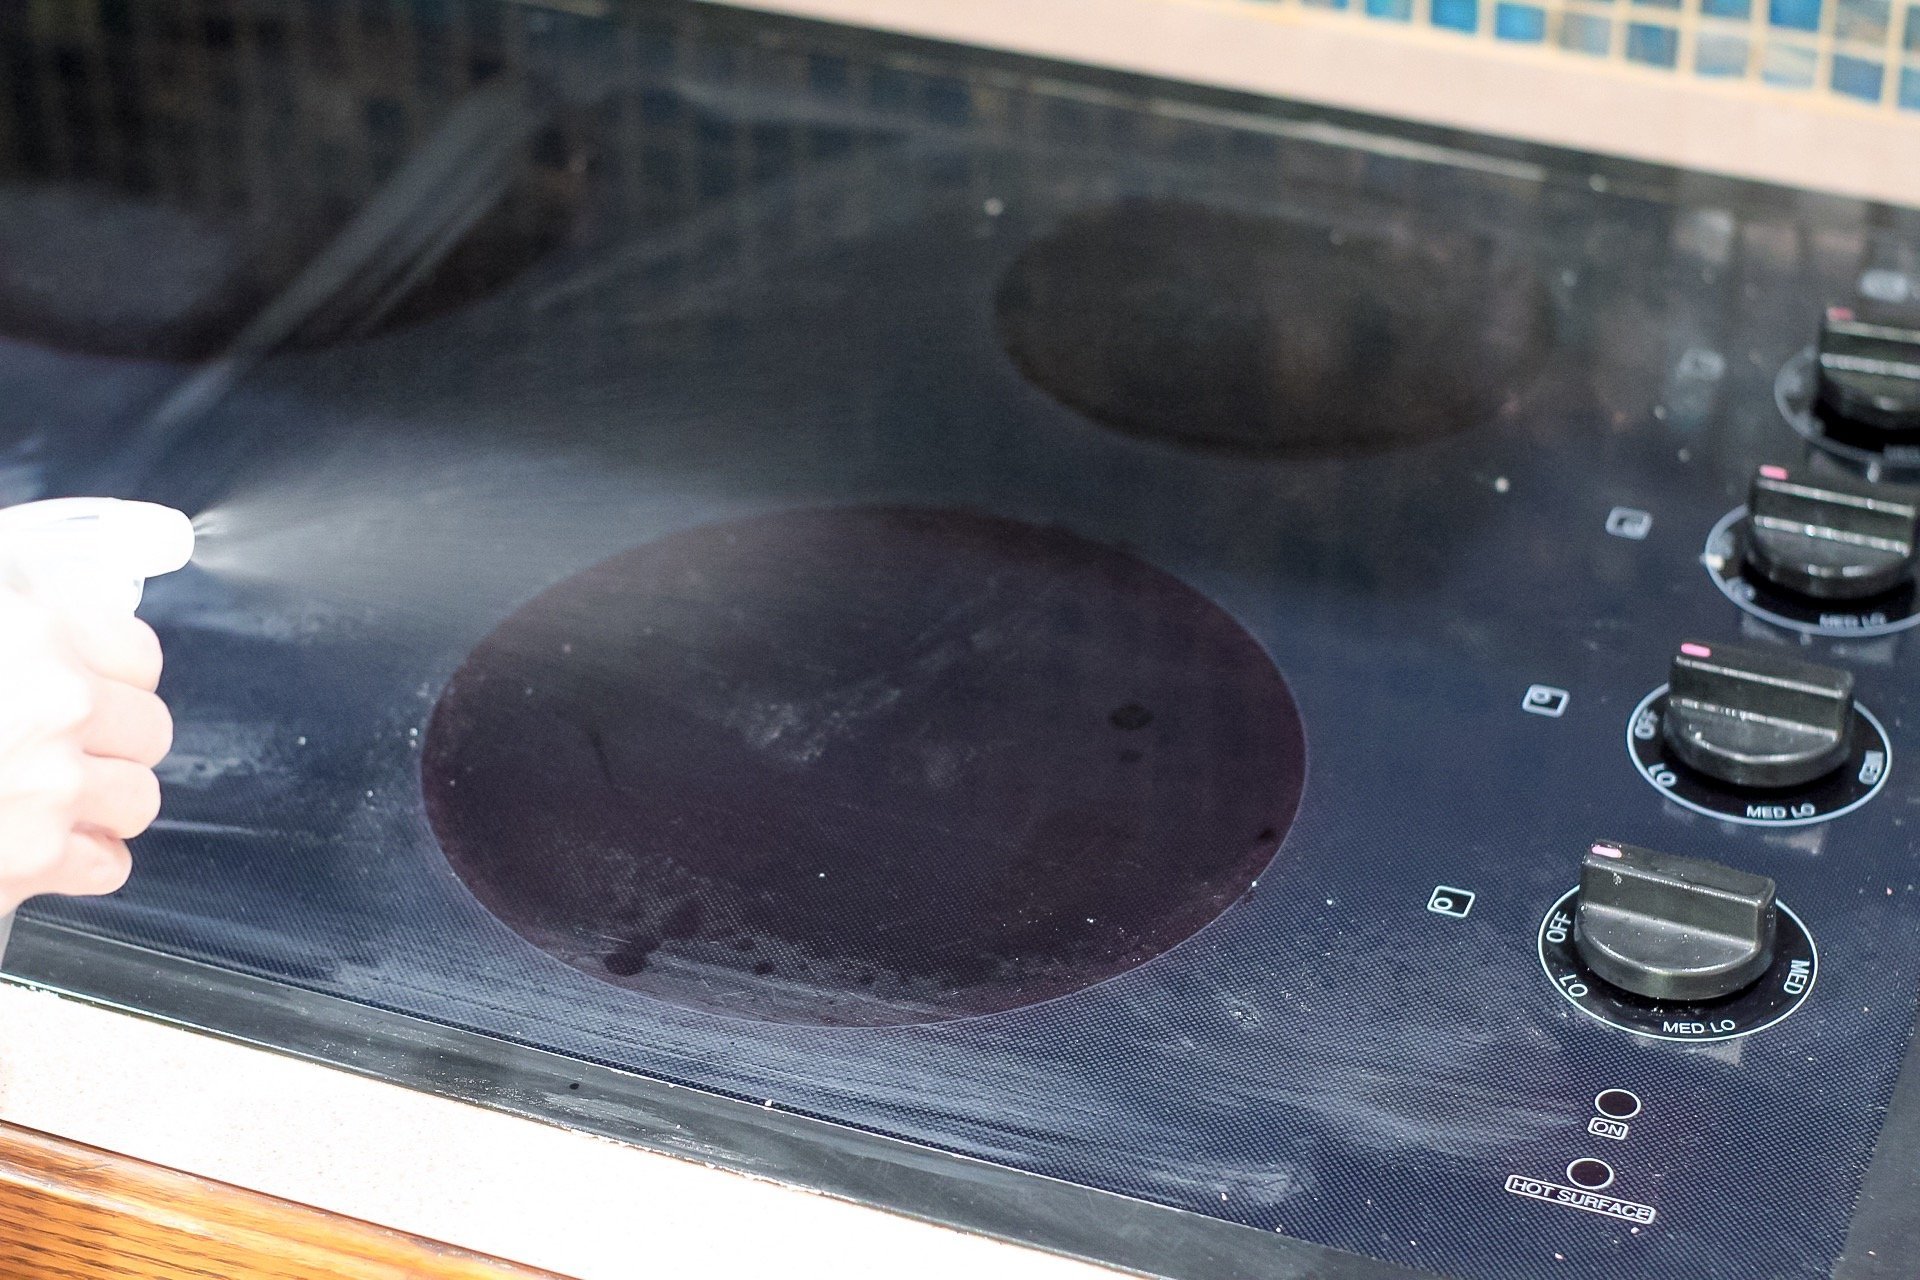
[23,829,133,903]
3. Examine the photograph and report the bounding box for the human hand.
[0,585,171,915]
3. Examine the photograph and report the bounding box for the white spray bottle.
[0,498,197,960]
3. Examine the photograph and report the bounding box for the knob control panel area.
[1540,842,1817,1042]
[1777,305,1920,478]
[1663,641,1852,790]
[1628,641,1890,825]
[1744,466,1918,601]
[1815,306,1920,442]
[1704,465,1920,636]
[1574,843,1776,1003]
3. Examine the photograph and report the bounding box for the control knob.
[1662,641,1853,790]
[1742,464,1919,601]
[1575,841,1776,1002]
[1816,306,1920,440]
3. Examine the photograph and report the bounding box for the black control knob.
[1575,841,1777,1002]
[1743,464,1920,600]
[1662,641,1853,789]
[1816,306,1920,439]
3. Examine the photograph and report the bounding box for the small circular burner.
[423,506,1306,1026]
[995,199,1554,454]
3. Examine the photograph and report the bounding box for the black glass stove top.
[3,3,1919,1278]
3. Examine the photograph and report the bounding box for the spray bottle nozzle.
[0,498,197,614]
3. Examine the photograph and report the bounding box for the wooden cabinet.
[0,1121,560,1280]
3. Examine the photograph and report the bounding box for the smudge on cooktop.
[423,506,1306,1026]
[0,141,588,361]
[996,198,1554,454]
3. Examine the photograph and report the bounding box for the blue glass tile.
[1835,0,1890,39]
[1701,0,1753,15]
[1769,0,1822,30]
[1366,0,1415,18]
[1762,41,1819,84]
[1626,21,1680,62]
[1431,0,1480,31]
[1695,32,1751,73]
[1495,3,1548,37]
[1903,66,1920,108]
[1560,10,1613,50]
[1831,55,1885,99]
[1905,3,1920,50]
[1303,0,1353,9]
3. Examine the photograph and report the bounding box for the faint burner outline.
[993,197,1556,456]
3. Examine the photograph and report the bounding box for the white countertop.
[0,981,1127,1280]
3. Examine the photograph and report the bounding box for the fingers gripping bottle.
[0,498,195,958]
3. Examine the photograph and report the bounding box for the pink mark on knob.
[1590,843,1624,859]
[1681,642,1713,658]
[1829,306,1856,322]
[1760,464,1789,480]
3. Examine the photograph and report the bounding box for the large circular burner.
[422,506,1306,1026]
[995,199,1554,453]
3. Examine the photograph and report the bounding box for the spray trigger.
[0,498,197,614]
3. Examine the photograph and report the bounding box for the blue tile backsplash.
[1559,9,1615,50]
[1493,2,1548,35]
[1763,40,1821,85]
[1627,20,1683,61]
[1243,0,1920,110]
[1769,0,1823,31]
[1431,0,1482,32]
[1696,30,1754,71]
[1834,51,1888,94]
[1835,0,1890,41]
